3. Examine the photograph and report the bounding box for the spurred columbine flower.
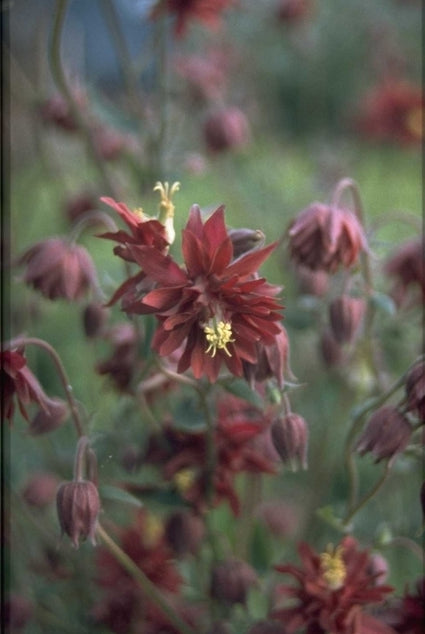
[122,205,282,382]
[288,203,367,273]
[18,238,98,300]
[384,238,424,308]
[150,0,236,38]
[356,406,412,462]
[273,536,394,634]
[56,480,100,548]
[203,106,251,153]
[405,361,425,421]
[329,295,366,344]
[1,349,49,422]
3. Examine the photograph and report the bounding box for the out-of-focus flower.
[18,238,98,300]
[1,349,49,422]
[22,472,60,508]
[210,558,257,605]
[356,406,412,462]
[243,323,290,389]
[151,0,236,38]
[384,239,424,308]
[28,397,69,435]
[405,361,425,421]
[288,203,368,273]
[391,577,425,634]
[65,190,98,225]
[319,329,344,368]
[175,51,228,103]
[56,480,100,548]
[356,80,423,145]
[183,151,208,175]
[294,265,329,296]
[276,0,313,24]
[228,227,265,259]
[203,106,251,153]
[92,126,133,162]
[164,510,205,556]
[273,536,395,634]
[96,323,140,392]
[145,395,277,514]
[271,413,308,470]
[367,553,390,586]
[329,295,366,344]
[39,90,86,132]
[123,204,282,382]
[82,302,109,339]
[255,500,299,538]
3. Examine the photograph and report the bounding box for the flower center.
[204,320,235,358]
[173,468,196,494]
[320,545,346,590]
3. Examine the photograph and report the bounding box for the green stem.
[73,436,90,482]
[49,0,117,196]
[343,460,392,528]
[9,336,85,438]
[96,524,196,634]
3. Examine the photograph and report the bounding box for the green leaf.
[99,485,144,508]
[370,292,396,317]
[316,506,348,533]
[246,586,268,620]
[222,378,264,409]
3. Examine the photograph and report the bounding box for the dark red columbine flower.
[355,80,423,146]
[355,406,412,463]
[1,349,49,422]
[18,238,98,300]
[392,577,425,634]
[384,238,424,308]
[288,202,368,273]
[151,0,236,38]
[123,204,282,382]
[272,536,395,634]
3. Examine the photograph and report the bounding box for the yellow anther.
[153,181,180,245]
[133,207,145,220]
[204,320,235,358]
[320,544,346,590]
[142,513,163,548]
[173,468,196,495]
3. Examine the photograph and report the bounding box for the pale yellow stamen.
[173,468,196,495]
[153,181,180,244]
[133,207,145,220]
[204,320,235,358]
[320,545,346,590]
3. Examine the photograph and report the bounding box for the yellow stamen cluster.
[320,545,346,590]
[142,513,163,548]
[204,320,235,358]
[154,181,180,245]
[173,468,196,495]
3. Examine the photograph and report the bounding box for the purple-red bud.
[271,413,308,470]
[356,406,412,462]
[82,302,108,339]
[22,472,59,508]
[329,295,366,343]
[210,558,257,605]
[165,510,205,556]
[228,227,265,258]
[56,480,100,548]
[28,398,69,435]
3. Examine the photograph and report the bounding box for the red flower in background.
[392,577,425,634]
[272,536,395,634]
[384,238,424,308]
[123,205,282,382]
[356,80,423,145]
[1,349,49,422]
[151,0,236,38]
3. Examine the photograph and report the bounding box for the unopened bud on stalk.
[82,302,108,339]
[210,558,257,605]
[56,480,100,548]
[329,295,366,344]
[356,406,412,462]
[228,228,265,258]
[271,413,308,470]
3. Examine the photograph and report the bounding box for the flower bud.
[28,398,69,435]
[82,302,108,339]
[248,620,287,634]
[405,361,425,422]
[210,558,257,605]
[22,472,59,508]
[356,406,412,462]
[56,480,100,548]
[319,329,344,368]
[329,295,366,343]
[165,510,205,556]
[228,228,265,258]
[65,190,97,224]
[271,413,308,470]
[295,266,329,297]
[203,106,250,153]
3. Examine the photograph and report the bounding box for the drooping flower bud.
[22,472,59,508]
[165,510,205,557]
[210,558,257,605]
[56,480,100,548]
[203,106,250,153]
[82,302,108,339]
[28,398,69,435]
[243,324,290,389]
[405,361,425,422]
[228,227,265,258]
[329,295,366,344]
[271,413,308,470]
[295,265,329,297]
[356,406,412,462]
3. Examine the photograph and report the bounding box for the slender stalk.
[73,436,90,481]
[388,536,424,561]
[49,0,117,196]
[96,524,196,634]
[9,336,84,437]
[342,460,392,528]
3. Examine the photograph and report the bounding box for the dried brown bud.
[271,413,308,470]
[288,202,367,273]
[405,361,425,422]
[82,302,108,339]
[228,227,265,258]
[165,510,205,556]
[203,106,250,153]
[329,295,366,344]
[22,472,59,508]
[28,398,69,435]
[248,620,287,634]
[56,480,100,548]
[356,406,412,462]
[210,558,257,605]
